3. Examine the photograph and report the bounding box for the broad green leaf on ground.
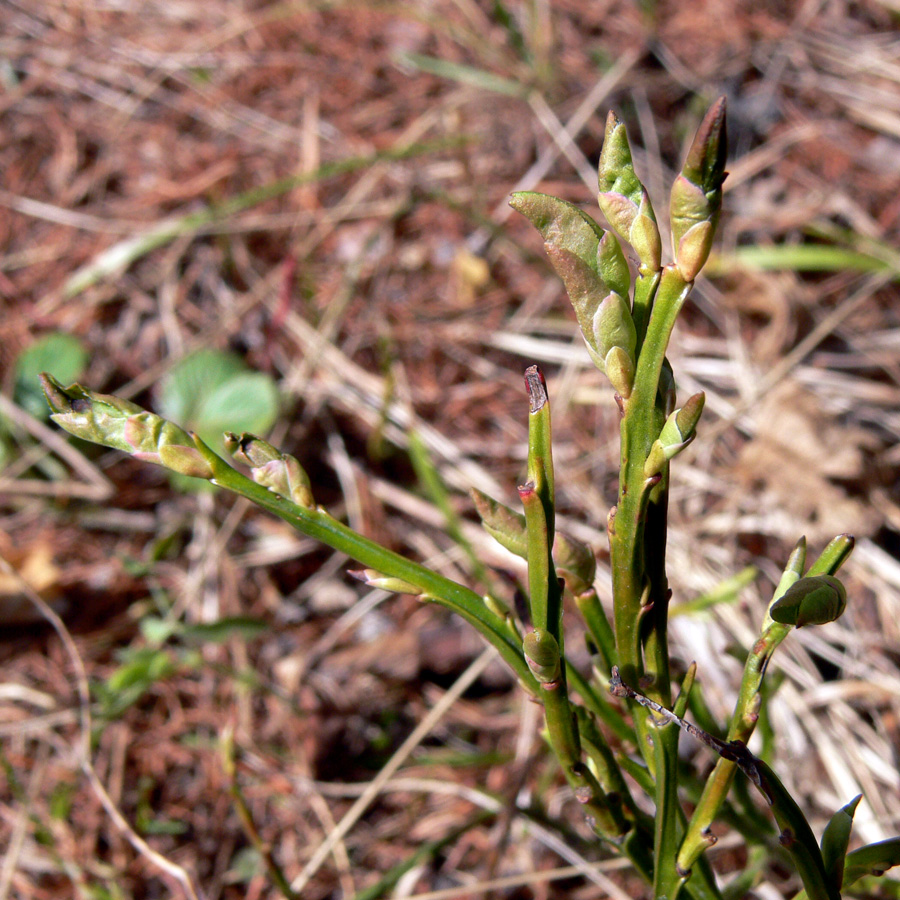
[15,333,88,419]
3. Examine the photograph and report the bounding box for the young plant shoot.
[43,97,899,899]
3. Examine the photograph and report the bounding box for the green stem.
[611,264,692,698]
[222,729,299,900]
[652,722,683,900]
[192,438,540,694]
[750,760,839,900]
[518,368,629,841]
[631,268,661,354]
[573,586,617,674]
[609,267,693,897]
[566,661,635,744]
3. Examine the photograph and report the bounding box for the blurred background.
[2,1,900,898]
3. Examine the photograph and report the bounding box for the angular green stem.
[678,535,855,876]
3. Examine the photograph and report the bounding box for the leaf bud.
[604,347,635,399]
[523,628,561,683]
[226,432,280,466]
[41,374,214,479]
[769,574,847,628]
[598,112,661,272]
[630,190,662,272]
[471,488,528,559]
[483,593,512,620]
[643,441,669,480]
[553,531,596,594]
[41,373,143,453]
[644,392,705,477]
[670,97,727,280]
[673,219,715,282]
[598,111,642,205]
[592,293,636,363]
[226,432,314,508]
[349,569,423,596]
[675,391,706,435]
[122,414,212,479]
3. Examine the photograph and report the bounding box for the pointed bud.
[598,112,661,272]
[226,432,280,467]
[523,628,561,684]
[682,97,728,193]
[644,392,705,477]
[226,432,314,508]
[675,391,705,437]
[483,593,512,620]
[670,97,727,280]
[821,794,862,888]
[657,391,705,447]
[769,574,847,628]
[349,568,423,596]
[41,374,213,479]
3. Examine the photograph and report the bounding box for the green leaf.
[158,349,245,425]
[820,794,862,889]
[769,575,847,628]
[842,838,900,888]
[509,192,607,277]
[157,350,280,452]
[96,647,178,718]
[195,372,280,441]
[106,647,177,693]
[139,616,180,646]
[15,333,88,419]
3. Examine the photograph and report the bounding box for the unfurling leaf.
[597,112,661,272]
[471,488,528,558]
[40,374,214,480]
[821,794,862,889]
[225,432,315,508]
[349,569,424,596]
[508,192,636,389]
[670,97,727,281]
[644,392,705,477]
[769,574,847,628]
